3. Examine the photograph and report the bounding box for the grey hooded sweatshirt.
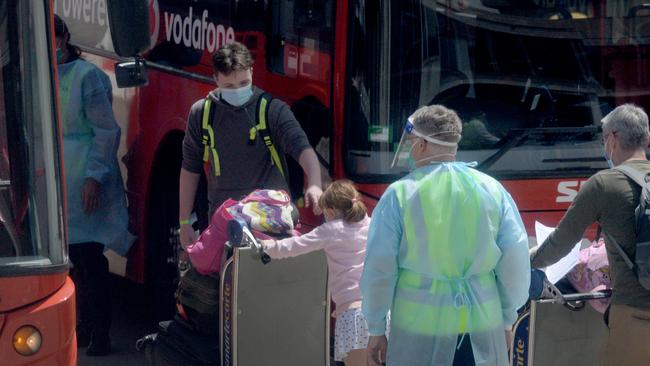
[182,87,311,215]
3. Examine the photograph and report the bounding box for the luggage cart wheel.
[261,252,271,265]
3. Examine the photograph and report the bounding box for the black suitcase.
[139,317,220,366]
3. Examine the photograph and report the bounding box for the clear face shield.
[391,117,459,169]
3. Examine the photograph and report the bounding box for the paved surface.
[78,276,343,366]
[77,276,155,366]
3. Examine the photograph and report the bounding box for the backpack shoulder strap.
[608,235,636,270]
[611,165,649,270]
[614,165,649,187]
[201,97,221,176]
[253,93,285,178]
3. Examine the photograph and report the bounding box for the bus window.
[345,0,650,182]
[345,0,382,157]
[268,0,334,78]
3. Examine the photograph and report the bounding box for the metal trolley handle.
[227,219,272,264]
[537,276,612,310]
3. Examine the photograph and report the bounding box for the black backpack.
[611,165,650,290]
[175,262,220,335]
[137,317,219,366]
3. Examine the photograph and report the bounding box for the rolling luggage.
[140,217,329,366]
[139,318,220,366]
[510,269,611,366]
[220,220,330,366]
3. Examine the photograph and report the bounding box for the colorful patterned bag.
[186,189,295,275]
[566,239,611,313]
[225,189,295,235]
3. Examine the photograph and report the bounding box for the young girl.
[261,180,371,366]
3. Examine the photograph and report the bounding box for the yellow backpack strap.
[201,98,221,176]
[255,93,285,178]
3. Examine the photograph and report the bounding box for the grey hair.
[410,105,462,143]
[601,104,650,151]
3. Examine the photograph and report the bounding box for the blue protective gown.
[57,59,134,256]
[361,162,530,366]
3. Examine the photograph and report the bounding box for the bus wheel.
[146,135,183,322]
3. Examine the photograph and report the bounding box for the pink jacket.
[263,216,370,307]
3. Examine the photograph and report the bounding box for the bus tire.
[146,133,184,322]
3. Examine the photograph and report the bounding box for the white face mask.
[220,84,253,107]
[602,131,617,168]
[603,143,614,168]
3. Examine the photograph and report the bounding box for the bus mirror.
[106,0,151,57]
[115,58,148,88]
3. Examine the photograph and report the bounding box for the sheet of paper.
[534,221,581,284]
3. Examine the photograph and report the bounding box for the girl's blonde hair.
[318,180,367,223]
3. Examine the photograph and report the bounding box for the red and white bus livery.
[56,0,650,315]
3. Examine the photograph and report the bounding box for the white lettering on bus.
[556,180,587,203]
[163,7,235,53]
[56,0,107,26]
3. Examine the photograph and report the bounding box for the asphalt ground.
[77,275,153,366]
[78,275,344,366]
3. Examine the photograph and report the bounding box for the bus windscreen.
[345,0,650,181]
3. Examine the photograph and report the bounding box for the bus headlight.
[13,326,42,356]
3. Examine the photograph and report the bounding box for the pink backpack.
[566,239,611,313]
[186,189,295,275]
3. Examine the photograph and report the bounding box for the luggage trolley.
[220,220,330,366]
[510,269,612,366]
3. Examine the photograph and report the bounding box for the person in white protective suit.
[361,105,531,366]
[54,15,134,356]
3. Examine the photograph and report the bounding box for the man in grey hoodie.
[179,42,322,247]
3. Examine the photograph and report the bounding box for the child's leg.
[343,348,367,366]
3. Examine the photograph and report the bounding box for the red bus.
[0,0,76,364]
[55,0,650,316]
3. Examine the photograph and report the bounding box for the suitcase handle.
[534,268,612,307]
[227,219,272,265]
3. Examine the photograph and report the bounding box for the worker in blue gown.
[54,15,134,357]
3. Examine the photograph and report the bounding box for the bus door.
[0,1,75,364]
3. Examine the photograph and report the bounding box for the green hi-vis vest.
[391,167,505,335]
[201,93,285,177]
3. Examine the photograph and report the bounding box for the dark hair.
[53,14,82,60]
[318,180,367,224]
[211,42,253,75]
[54,14,68,37]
